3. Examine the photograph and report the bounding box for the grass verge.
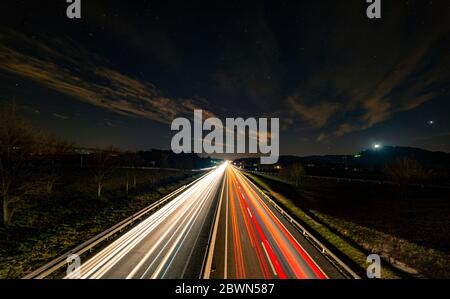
[244,172,402,279]
[248,172,450,279]
[0,172,201,278]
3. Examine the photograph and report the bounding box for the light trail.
[66,163,227,279]
[65,163,341,279]
[208,166,328,279]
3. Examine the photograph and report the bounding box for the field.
[0,167,200,278]
[245,172,450,278]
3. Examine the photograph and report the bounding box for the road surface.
[66,163,343,279]
[206,166,343,279]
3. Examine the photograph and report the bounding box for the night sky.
[0,0,449,157]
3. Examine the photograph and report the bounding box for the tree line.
[0,104,213,227]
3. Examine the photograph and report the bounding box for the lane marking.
[236,169,328,279]
[224,170,229,279]
[151,175,221,278]
[151,169,225,278]
[246,207,253,218]
[125,175,218,278]
[76,166,223,279]
[202,171,226,279]
[161,178,219,278]
[231,167,288,278]
[261,242,277,276]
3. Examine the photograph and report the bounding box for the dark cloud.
[287,96,340,129]
[52,113,69,120]
[0,0,449,154]
[0,29,212,124]
[283,0,450,142]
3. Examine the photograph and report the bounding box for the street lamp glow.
[373,143,381,149]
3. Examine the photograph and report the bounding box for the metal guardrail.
[119,166,217,172]
[246,170,393,185]
[248,169,450,192]
[23,172,211,279]
[25,167,359,279]
[242,171,361,279]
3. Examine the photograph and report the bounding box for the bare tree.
[122,153,140,197]
[281,162,305,187]
[149,172,156,187]
[38,134,74,195]
[159,152,169,169]
[0,104,44,226]
[182,157,194,173]
[384,158,431,199]
[90,146,118,200]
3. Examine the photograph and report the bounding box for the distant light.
[354,154,361,158]
[372,143,381,149]
[428,120,434,125]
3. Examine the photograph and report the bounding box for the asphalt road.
[66,164,227,279]
[206,166,344,279]
[66,163,344,279]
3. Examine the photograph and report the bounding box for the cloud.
[0,29,211,124]
[414,131,450,141]
[18,105,40,115]
[287,96,340,128]
[52,113,69,120]
[357,42,436,128]
[286,28,446,142]
[277,0,450,144]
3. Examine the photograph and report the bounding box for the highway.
[206,166,343,279]
[66,163,344,279]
